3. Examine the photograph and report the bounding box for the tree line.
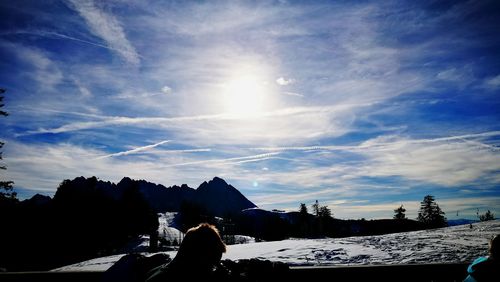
[210,196,451,243]
[394,195,495,225]
[0,177,159,271]
[0,89,15,202]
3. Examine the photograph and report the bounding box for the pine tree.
[319,206,332,218]
[299,203,308,215]
[417,195,447,228]
[0,88,8,116]
[479,210,495,221]
[298,203,310,238]
[312,200,319,216]
[393,205,407,220]
[310,200,332,218]
[0,88,15,200]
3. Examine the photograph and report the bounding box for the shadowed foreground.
[0,262,469,282]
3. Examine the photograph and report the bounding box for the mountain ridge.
[38,176,257,217]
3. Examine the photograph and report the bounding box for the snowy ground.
[224,220,499,266]
[158,212,184,244]
[52,220,499,272]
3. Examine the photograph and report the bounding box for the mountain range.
[40,176,257,217]
[133,176,257,216]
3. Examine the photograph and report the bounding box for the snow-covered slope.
[224,220,499,265]
[52,220,499,271]
[158,212,184,243]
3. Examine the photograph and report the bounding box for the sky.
[0,0,499,220]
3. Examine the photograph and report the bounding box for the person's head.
[489,234,500,259]
[176,223,226,269]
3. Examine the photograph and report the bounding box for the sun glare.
[222,74,270,117]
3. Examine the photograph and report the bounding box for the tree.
[0,88,8,116]
[318,205,332,218]
[311,200,319,216]
[479,210,495,221]
[297,203,310,238]
[299,203,308,215]
[311,200,333,218]
[394,205,407,220]
[417,195,447,228]
[0,88,15,200]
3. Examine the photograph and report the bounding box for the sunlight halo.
[221,72,274,118]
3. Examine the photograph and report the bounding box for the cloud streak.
[18,104,367,145]
[1,42,63,89]
[66,0,140,64]
[252,131,500,153]
[250,131,500,187]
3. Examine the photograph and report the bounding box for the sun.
[221,74,269,117]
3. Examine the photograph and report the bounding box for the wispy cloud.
[329,197,500,220]
[483,74,500,90]
[4,141,163,192]
[358,139,500,187]
[1,42,63,89]
[436,66,475,89]
[252,131,500,152]
[72,78,92,98]
[65,0,140,64]
[161,86,172,95]
[251,188,336,206]
[327,201,421,220]
[19,104,366,145]
[4,141,277,195]
[282,91,304,98]
[19,114,230,136]
[248,131,500,187]
[276,77,295,86]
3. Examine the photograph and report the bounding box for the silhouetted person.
[464,234,500,282]
[146,223,227,282]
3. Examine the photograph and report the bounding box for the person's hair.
[489,234,500,259]
[175,223,226,266]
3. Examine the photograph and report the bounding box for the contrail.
[165,152,281,167]
[97,140,171,159]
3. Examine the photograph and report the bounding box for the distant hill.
[238,208,427,240]
[447,219,479,226]
[49,176,257,217]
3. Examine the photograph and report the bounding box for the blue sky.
[1,0,499,220]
